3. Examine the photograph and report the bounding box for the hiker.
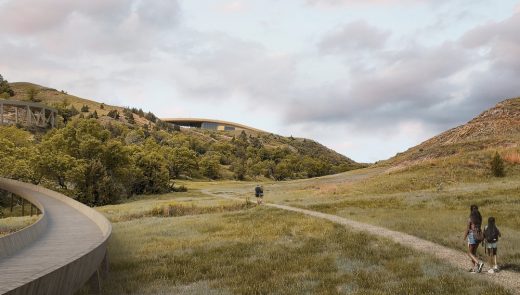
[463,204,484,273]
[254,185,264,205]
[483,217,501,273]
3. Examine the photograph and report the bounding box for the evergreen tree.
[0,74,15,97]
[491,152,505,177]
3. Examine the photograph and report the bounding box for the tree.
[491,152,505,177]
[107,109,120,119]
[27,88,40,102]
[199,153,220,179]
[81,105,90,112]
[37,118,132,205]
[37,151,78,189]
[0,74,15,97]
[145,112,157,123]
[0,127,43,184]
[132,150,169,194]
[273,160,291,180]
[125,129,146,145]
[124,108,135,124]
[53,100,79,123]
[233,160,247,180]
[164,146,198,178]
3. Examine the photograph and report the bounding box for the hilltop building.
[161,118,263,133]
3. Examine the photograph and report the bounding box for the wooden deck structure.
[0,178,111,294]
[0,100,57,128]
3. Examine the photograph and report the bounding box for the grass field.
[1,193,41,237]
[75,190,511,294]
[198,163,520,272]
[0,215,39,237]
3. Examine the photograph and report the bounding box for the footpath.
[206,189,520,295]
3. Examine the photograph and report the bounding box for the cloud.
[284,10,520,133]
[0,0,131,34]
[167,32,297,107]
[136,0,181,28]
[305,0,444,7]
[1,0,519,162]
[286,41,474,130]
[460,12,520,111]
[0,0,181,57]
[318,21,390,54]
[218,1,247,13]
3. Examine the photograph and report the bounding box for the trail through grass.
[77,190,511,294]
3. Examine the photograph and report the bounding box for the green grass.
[74,191,510,294]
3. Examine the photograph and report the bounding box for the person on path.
[483,216,501,273]
[254,185,264,205]
[464,205,484,273]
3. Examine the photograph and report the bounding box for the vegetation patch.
[84,201,509,295]
[0,216,39,237]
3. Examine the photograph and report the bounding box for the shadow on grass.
[500,264,520,273]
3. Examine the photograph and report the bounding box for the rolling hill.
[377,97,520,184]
[3,81,363,182]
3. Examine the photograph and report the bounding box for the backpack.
[474,227,484,243]
[484,225,499,243]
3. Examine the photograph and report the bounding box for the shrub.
[27,88,41,102]
[123,108,135,124]
[107,110,120,119]
[81,105,90,112]
[0,74,14,97]
[144,112,157,123]
[491,152,505,177]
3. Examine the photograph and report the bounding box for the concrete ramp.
[0,178,111,295]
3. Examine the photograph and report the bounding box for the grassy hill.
[368,97,520,190]
[8,82,154,127]
[387,97,520,167]
[0,80,363,206]
[7,82,361,171]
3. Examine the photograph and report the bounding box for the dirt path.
[205,190,520,294]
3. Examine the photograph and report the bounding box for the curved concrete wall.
[0,187,46,259]
[0,178,111,295]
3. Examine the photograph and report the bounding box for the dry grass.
[0,215,39,237]
[503,150,520,164]
[257,168,520,269]
[73,190,512,294]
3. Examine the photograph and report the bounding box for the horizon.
[1,0,520,162]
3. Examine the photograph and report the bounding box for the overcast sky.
[1,0,520,162]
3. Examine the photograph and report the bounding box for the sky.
[1,0,520,163]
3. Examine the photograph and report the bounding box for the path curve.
[0,178,111,295]
[205,189,520,294]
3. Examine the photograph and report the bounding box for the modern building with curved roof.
[161,118,264,133]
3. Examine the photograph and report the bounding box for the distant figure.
[464,205,484,273]
[483,217,501,273]
[255,185,264,205]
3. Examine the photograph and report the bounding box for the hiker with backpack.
[254,185,264,205]
[483,217,501,273]
[463,205,484,273]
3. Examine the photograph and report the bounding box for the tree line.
[0,115,358,206]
